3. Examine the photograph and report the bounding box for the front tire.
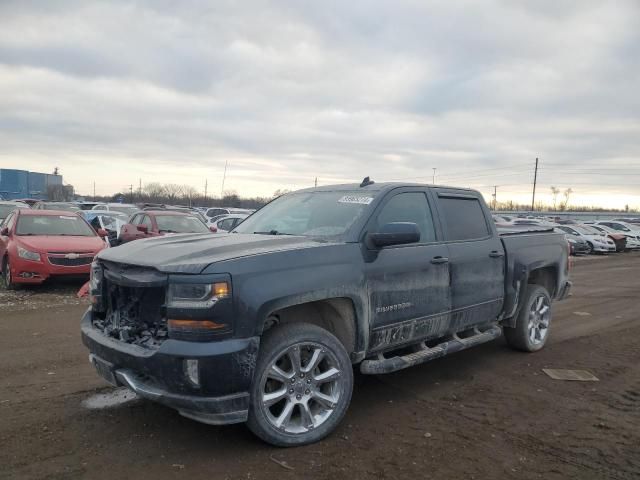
[247,323,353,447]
[2,256,17,290]
[504,285,552,352]
[587,242,594,254]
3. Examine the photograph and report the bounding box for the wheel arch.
[257,295,366,359]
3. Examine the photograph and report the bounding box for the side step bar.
[360,325,502,375]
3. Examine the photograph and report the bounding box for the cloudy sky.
[1,0,639,208]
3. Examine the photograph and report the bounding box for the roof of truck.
[296,182,476,194]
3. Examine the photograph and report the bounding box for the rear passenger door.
[364,189,452,351]
[432,190,505,330]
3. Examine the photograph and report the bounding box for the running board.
[360,325,502,375]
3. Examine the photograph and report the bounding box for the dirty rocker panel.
[368,298,503,352]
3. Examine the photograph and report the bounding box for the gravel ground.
[0,279,88,312]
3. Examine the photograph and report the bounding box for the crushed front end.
[81,259,259,425]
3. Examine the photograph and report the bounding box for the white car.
[91,203,139,217]
[586,222,640,250]
[204,207,254,220]
[210,214,248,233]
[594,220,640,237]
[555,225,616,253]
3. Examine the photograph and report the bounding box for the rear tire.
[504,285,551,352]
[247,323,353,447]
[2,256,17,290]
[587,242,594,254]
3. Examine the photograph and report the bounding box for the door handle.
[431,256,449,265]
[489,251,504,258]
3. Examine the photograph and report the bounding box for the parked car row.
[493,215,640,255]
[0,200,256,289]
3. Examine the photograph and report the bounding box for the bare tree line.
[89,182,274,209]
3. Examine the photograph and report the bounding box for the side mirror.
[0,227,8,236]
[97,228,108,238]
[367,222,421,248]
[136,225,149,234]
[210,226,218,233]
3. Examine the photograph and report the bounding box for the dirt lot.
[1,254,639,480]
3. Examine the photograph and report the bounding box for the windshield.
[155,215,210,233]
[100,214,128,228]
[0,205,23,220]
[574,225,601,235]
[609,223,631,232]
[234,191,373,237]
[109,205,138,216]
[16,215,96,236]
[41,203,81,213]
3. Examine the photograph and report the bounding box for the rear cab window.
[436,194,491,241]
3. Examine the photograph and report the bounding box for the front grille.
[92,262,168,349]
[48,256,93,266]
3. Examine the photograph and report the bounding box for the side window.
[3,213,15,230]
[129,214,140,225]
[219,218,235,230]
[90,217,101,230]
[141,215,153,228]
[375,192,435,244]
[438,196,490,241]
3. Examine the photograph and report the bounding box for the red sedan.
[0,209,107,288]
[119,210,212,244]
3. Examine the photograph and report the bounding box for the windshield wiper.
[253,230,295,236]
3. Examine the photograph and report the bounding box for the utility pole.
[531,157,539,212]
[204,179,208,202]
[129,184,133,202]
[432,168,437,184]
[314,177,318,188]
[220,159,228,199]
[492,185,498,210]
[138,178,142,198]
[93,181,96,198]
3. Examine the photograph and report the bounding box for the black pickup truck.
[82,181,571,446]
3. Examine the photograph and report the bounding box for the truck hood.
[98,233,332,273]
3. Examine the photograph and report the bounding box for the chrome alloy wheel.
[259,342,343,434]
[528,294,551,345]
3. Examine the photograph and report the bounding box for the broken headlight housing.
[89,260,105,311]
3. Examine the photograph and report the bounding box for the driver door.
[364,190,451,352]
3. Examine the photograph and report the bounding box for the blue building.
[0,169,63,200]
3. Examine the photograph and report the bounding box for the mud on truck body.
[82,181,571,446]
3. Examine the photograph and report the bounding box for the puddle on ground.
[82,388,139,409]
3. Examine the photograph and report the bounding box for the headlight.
[17,246,41,261]
[568,239,576,244]
[167,281,230,309]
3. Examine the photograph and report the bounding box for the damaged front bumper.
[81,309,259,425]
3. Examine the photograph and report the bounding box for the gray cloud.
[0,0,639,206]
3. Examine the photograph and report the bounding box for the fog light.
[184,359,200,387]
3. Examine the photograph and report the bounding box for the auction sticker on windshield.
[338,196,374,205]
